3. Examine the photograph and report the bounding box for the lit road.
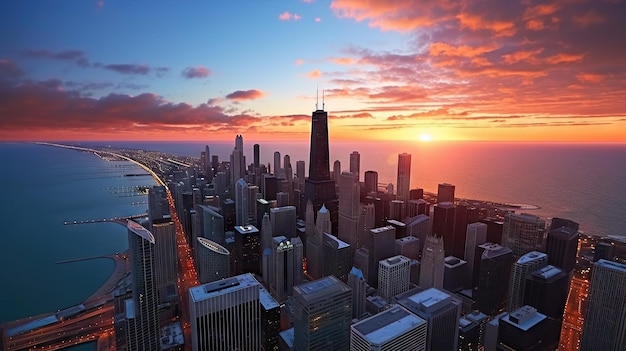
[167,188,199,351]
[2,303,114,351]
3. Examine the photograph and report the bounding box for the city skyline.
[2,0,626,142]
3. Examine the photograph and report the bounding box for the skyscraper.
[378,255,411,300]
[338,171,360,256]
[367,225,396,288]
[196,237,230,284]
[502,213,546,259]
[292,276,352,351]
[364,170,378,195]
[477,243,513,316]
[398,288,462,351]
[189,273,261,351]
[302,106,338,232]
[420,235,445,289]
[147,185,170,227]
[395,235,419,260]
[235,178,249,226]
[507,251,548,312]
[524,265,569,320]
[350,305,427,351]
[270,206,296,238]
[151,217,178,307]
[396,153,411,205]
[497,306,561,351]
[333,160,341,184]
[234,225,260,275]
[464,222,487,286]
[270,236,303,303]
[349,151,360,180]
[347,267,367,319]
[323,233,351,281]
[437,183,455,203]
[230,135,246,189]
[580,259,626,350]
[196,204,225,245]
[126,219,160,351]
[545,222,579,273]
[253,143,260,168]
[273,151,282,177]
[432,201,456,256]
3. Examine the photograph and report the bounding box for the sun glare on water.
[419,134,432,142]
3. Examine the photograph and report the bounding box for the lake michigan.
[0,141,625,350]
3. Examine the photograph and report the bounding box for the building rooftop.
[502,306,546,331]
[350,266,365,280]
[380,255,410,267]
[127,219,155,244]
[405,288,452,314]
[160,322,184,350]
[397,236,418,243]
[480,243,512,259]
[596,259,626,272]
[517,251,547,264]
[189,273,259,303]
[259,286,280,310]
[444,256,467,268]
[352,306,426,345]
[279,328,294,347]
[234,225,259,235]
[325,233,350,249]
[294,275,350,302]
[197,237,229,255]
[387,219,406,227]
[371,225,395,234]
[531,265,563,280]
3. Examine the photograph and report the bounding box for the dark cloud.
[182,66,211,79]
[100,63,151,75]
[23,49,90,67]
[0,59,24,79]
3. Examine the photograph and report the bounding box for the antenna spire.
[322,89,325,110]
[316,85,319,110]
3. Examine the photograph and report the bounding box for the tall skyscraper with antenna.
[301,90,338,233]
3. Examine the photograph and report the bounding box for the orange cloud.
[295,59,304,65]
[225,89,265,101]
[307,69,321,79]
[330,57,355,65]
[429,42,499,58]
[545,53,585,64]
[502,48,544,64]
[576,73,604,83]
[456,13,516,36]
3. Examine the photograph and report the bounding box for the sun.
[419,133,432,142]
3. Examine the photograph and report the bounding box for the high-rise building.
[477,243,513,316]
[189,273,261,351]
[396,153,411,206]
[234,225,260,275]
[580,259,626,350]
[545,222,579,273]
[302,106,338,233]
[433,202,457,256]
[349,151,360,180]
[347,267,367,319]
[419,235,445,289]
[524,265,569,320]
[398,287,462,351]
[270,236,303,303]
[196,205,225,245]
[357,203,375,249]
[502,213,546,259]
[270,206,296,239]
[458,310,488,351]
[350,305,427,351]
[367,225,396,288]
[378,255,411,300]
[259,286,280,351]
[151,218,178,307]
[323,233,351,281]
[443,256,467,293]
[507,251,548,312]
[253,143,260,168]
[437,183,455,203]
[274,151,282,177]
[333,160,341,184]
[395,235,419,260]
[147,186,170,226]
[196,237,230,284]
[497,306,560,351]
[292,276,352,351]
[464,222,487,287]
[364,170,378,195]
[296,160,305,189]
[405,214,430,253]
[338,171,360,256]
[235,178,249,226]
[125,220,160,351]
[230,135,246,189]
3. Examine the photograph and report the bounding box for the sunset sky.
[1,0,625,142]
